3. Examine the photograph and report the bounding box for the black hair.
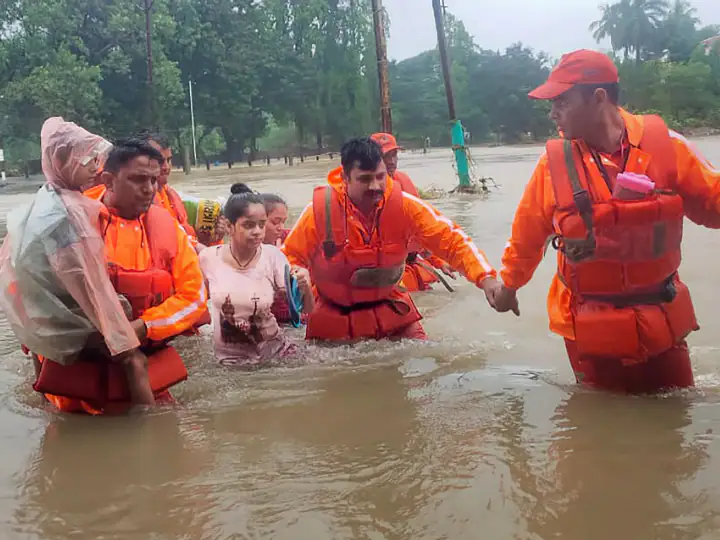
[136,130,171,150]
[260,193,287,213]
[340,137,383,175]
[224,183,264,223]
[577,83,620,105]
[104,138,164,174]
[230,183,253,195]
[230,183,286,214]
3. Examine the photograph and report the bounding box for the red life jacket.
[306,184,422,340]
[393,170,420,198]
[33,205,189,405]
[547,115,698,363]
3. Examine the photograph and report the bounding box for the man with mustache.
[83,139,207,392]
[493,49,720,394]
[283,137,507,342]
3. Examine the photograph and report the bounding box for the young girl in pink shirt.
[199,185,313,368]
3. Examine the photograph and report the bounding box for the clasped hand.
[479,278,520,316]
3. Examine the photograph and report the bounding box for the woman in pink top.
[199,185,313,368]
[228,184,300,324]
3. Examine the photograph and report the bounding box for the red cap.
[528,49,619,100]
[371,132,403,155]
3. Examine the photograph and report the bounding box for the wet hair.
[340,137,383,175]
[104,138,164,174]
[260,193,287,214]
[230,183,253,195]
[230,183,286,215]
[136,130,171,150]
[224,183,264,223]
[577,83,620,105]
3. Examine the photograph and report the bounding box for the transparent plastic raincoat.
[0,117,140,364]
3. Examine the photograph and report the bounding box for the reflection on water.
[2,141,720,539]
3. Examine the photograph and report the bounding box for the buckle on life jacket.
[545,233,595,262]
[322,240,337,258]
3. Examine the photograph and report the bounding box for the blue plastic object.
[284,265,304,328]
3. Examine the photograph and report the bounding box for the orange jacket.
[84,185,207,341]
[284,167,496,286]
[393,170,420,197]
[156,185,198,244]
[501,109,720,339]
[392,169,446,270]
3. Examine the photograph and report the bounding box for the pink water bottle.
[613,172,655,200]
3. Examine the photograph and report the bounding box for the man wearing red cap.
[370,132,457,291]
[491,49,720,394]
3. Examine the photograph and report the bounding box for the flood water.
[2,140,720,539]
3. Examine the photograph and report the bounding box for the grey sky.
[386,0,720,61]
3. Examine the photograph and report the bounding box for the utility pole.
[431,0,475,191]
[143,0,155,126]
[189,79,198,167]
[432,0,456,121]
[371,0,392,133]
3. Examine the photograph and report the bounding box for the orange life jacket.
[33,205,189,405]
[159,185,197,239]
[306,184,421,340]
[547,115,698,363]
[392,170,420,198]
[106,205,178,319]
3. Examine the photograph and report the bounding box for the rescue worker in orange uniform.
[138,132,223,251]
[37,139,207,415]
[283,137,502,342]
[492,49,720,394]
[370,132,457,292]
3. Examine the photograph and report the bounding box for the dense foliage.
[0,0,717,169]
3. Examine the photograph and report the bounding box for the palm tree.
[662,0,700,61]
[589,1,631,60]
[591,0,669,63]
[667,0,699,25]
[624,0,670,63]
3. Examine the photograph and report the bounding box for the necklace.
[229,244,259,269]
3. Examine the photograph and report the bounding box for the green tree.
[590,1,632,60]
[591,0,669,63]
[658,0,700,62]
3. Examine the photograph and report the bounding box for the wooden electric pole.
[371,0,392,133]
[431,0,480,190]
[432,0,456,121]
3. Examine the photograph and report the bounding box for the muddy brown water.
[1,141,720,539]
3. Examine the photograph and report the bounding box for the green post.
[451,120,471,188]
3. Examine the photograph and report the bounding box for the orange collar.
[618,108,643,148]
